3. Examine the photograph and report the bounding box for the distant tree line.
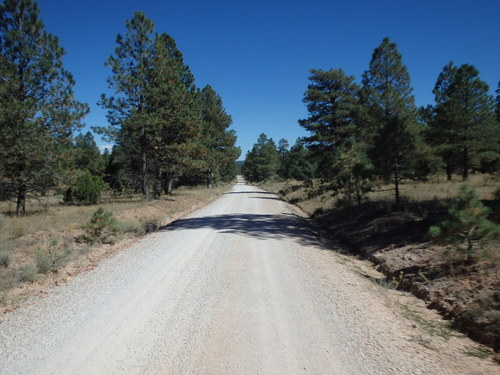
[243,37,499,207]
[0,1,240,215]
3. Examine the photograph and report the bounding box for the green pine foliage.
[496,81,500,122]
[198,85,240,188]
[429,184,500,261]
[97,11,155,198]
[299,68,361,179]
[81,207,120,243]
[361,37,426,207]
[428,64,498,180]
[0,0,88,216]
[242,134,280,182]
[278,139,315,181]
[331,139,374,206]
[64,170,104,205]
[73,132,105,176]
[145,32,204,198]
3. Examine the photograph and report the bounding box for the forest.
[242,37,500,350]
[0,0,240,217]
[243,37,500,208]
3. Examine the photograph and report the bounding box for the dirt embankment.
[268,181,500,354]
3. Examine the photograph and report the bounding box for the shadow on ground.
[161,213,321,247]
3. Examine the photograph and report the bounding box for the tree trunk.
[394,161,400,209]
[165,172,174,195]
[140,151,148,198]
[462,146,469,181]
[16,183,26,217]
[446,157,453,181]
[206,169,213,189]
[153,165,162,200]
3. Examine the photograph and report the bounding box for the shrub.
[81,207,120,243]
[141,216,161,234]
[429,184,500,262]
[35,237,71,273]
[0,250,11,267]
[64,170,104,205]
[118,219,144,236]
[19,263,38,282]
[36,251,53,274]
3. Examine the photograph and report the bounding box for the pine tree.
[73,132,105,176]
[0,0,88,215]
[145,32,203,198]
[426,62,459,180]
[331,138,374,205]
[198,85,240,188]
[429,184,500,262]
[278,139,315,181]
[98,11,155,198]
[361,37,422,207]
[433,64,498,180]
[242,134,280,182]
[299,68,361,178]
[496,81,500,122]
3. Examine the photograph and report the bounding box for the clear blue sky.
[38,0,500,159]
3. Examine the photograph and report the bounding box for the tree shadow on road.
[161,213,322,248]
[223,190,276,195]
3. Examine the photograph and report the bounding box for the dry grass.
[0,184,231,305]
[262,174,499,215]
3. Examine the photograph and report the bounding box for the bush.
[35,237,71,273]
[36,251,53,274]
[19,263,38,282]
[0,250,11,267]
[118,219,144,236]
[64,170,104,205]
[81,207,120,243]
[429,184,500,261]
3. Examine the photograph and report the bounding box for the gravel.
[0,179,497,374]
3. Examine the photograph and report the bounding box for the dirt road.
[0,179,497,374]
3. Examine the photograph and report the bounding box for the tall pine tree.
[0,0,88,215]
[145,32,203,198]
[427,62,459,180]
[431,64,498,180]
[198,85,240,188]
[299,68,361,179]
[495,81,500,122]
[98,11,155,198]
[361,37,422,207]
[242,134,280,182]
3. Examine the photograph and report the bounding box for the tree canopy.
[0,0,88,215]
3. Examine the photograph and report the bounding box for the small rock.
[4,307,13,313]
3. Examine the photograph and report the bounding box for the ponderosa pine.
[0,0,88,215]
[361,37,422,207]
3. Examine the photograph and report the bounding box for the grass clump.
[35,237,72,274]
[118,219,144,236]
[19,263,38,283]
[0,213,6,229]
[0,250,11,268]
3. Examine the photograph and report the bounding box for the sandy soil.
[0,178,497,374]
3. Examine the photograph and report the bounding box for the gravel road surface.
[0,179,497,374]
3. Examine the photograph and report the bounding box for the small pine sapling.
[429,184,500,262]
